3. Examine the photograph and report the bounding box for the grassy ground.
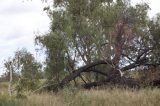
[0,82,8,95]
[0,82,160,106]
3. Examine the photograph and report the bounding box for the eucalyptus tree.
[4,49,42,92]
[36,0,160,89]
[4,58,15,96]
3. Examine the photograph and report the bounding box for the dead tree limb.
[59,59,113,87]
[82,77,140,89]
[59,57,151,88]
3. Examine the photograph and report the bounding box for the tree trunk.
[59,59,112,87]
[8,66,13,96]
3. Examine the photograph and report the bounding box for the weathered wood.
[33,56,160,92]
[8,64,13,96]
[82,77,140,89]
[59,59,113,87]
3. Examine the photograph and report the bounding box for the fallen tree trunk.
[59,58,147,88]
[149,79,160,87]
[82,77,140,89]
[59,59,113,87]
[32,58,160,93]
[82,79,110,89]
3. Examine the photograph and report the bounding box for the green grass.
[0,87,160,106]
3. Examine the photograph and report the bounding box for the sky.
[0,0,50,75]
[0,0,160,75]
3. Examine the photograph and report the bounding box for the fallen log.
[33,58,160,92]
[59,58,148,88]
[59,59,113,87]
[82,77,140,89]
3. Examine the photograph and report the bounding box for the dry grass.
[0,88,160,106]
[0,82,160,106]
[0,82,8,95]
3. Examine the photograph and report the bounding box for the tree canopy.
[2,0,157,91]
[4,49,42,94]
[35,0,160,89]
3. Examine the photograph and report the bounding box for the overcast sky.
[0,0,160,75]
[0,0,50,75]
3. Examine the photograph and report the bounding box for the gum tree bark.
[8,63,13,96]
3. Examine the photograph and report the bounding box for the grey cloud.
[0,0,43,15]
[0,0,50,75]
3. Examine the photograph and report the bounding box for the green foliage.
[16,78,39,92]
[36,32,67,81]
[15,49,42,79]
[36,0,160,86]
[4,49,42,93]
[15,49,42,92]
